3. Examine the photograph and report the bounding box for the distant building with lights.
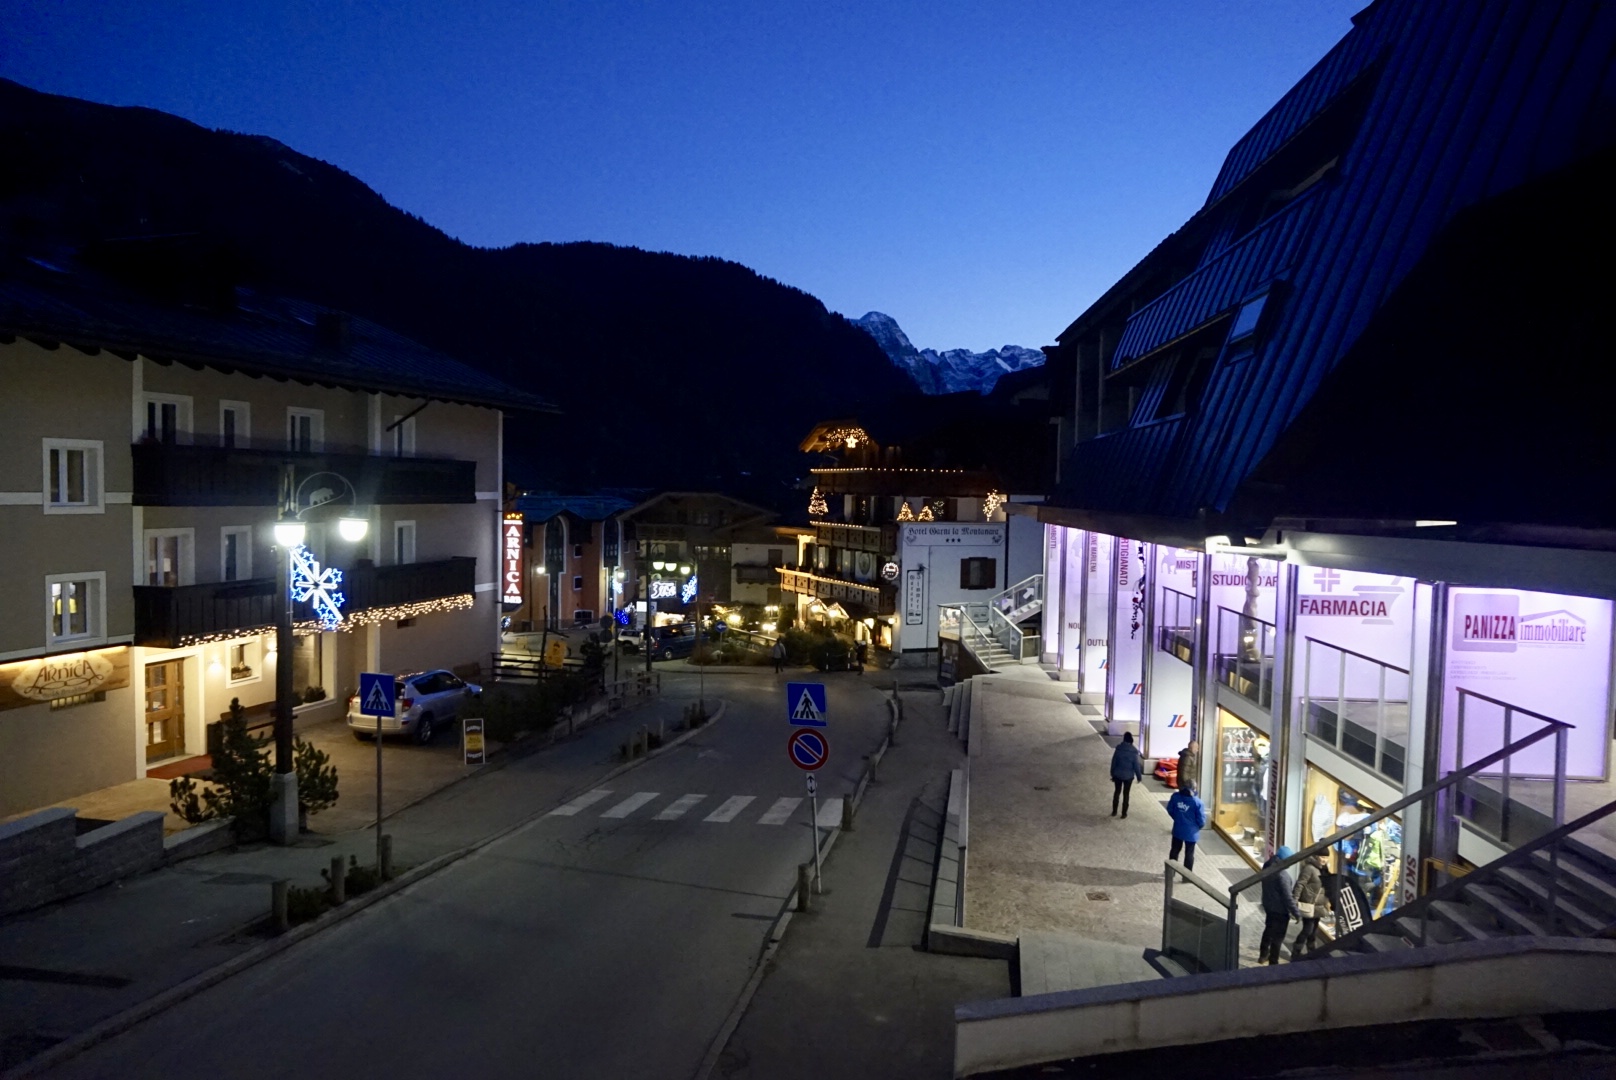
[0,252,548,818]
[788,417,1045,657]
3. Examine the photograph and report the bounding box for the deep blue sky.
[1,1,1364,351]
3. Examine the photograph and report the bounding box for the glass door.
[144,660,185,761]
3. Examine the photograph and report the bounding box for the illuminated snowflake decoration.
[290,544,346,630]
[680,574,699,604]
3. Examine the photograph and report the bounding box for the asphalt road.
[42,671,894,1080]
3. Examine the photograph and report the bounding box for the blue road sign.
[359,672,396,718]
[788,729,830,771]
[786,682,828,727]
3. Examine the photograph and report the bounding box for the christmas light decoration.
[917,504,935,521]
[342,594,475,627]
[896,502,914,522]
[808,487,828,516]
[680,574,699,604]
[983,491,1005,521]
[289,545,345,630]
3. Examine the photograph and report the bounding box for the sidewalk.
[0,687,702,1073]
[715,690,1011,1080]
[962,668,1274,985]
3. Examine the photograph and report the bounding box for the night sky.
[1,0,1364,351]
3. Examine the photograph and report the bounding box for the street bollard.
[841,796,854,832]
[380,834,394,880]
[329,856,346,904]
[271,880,290,934]
[797,863,811,912]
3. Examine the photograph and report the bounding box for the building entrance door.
[144,660,185,762]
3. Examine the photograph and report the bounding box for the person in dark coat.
[1291,852,1332,957]
[1258,845,1301,965]
[1109,732,1144,818]
[1176,740,1200,792]
[854,639,868,674]
[770,639,786,674]
[1166,779,1207,871]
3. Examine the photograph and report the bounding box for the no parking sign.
[788,728,829,771]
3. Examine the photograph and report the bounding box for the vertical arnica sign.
[502,512,524,607]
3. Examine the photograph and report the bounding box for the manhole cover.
[1086,891,1112,902]
[1000,721,1016,727]
[1032,785,1050,791]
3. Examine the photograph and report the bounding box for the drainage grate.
[1033,785,1050,791]
[1086,891,1112,902]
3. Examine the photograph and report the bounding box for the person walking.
[1291,851,1332,958]
[1258,845,1301,965]
[1176,739,1200,792]
[1166,779,1207,872]
[770,638,787,674]
[854,639,868,675]
[1110,732,1144,818]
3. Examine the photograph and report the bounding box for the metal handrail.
[1310,795,1616,959]
[1227,716,1570,898]
[1302,635,1410,675]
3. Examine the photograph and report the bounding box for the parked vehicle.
[346,669,481,745]
[649,623,698,661]
[616,627,646,653]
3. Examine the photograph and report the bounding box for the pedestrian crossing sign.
[786,682,827,727]
[359,672,395,718]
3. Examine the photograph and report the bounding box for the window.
[220,401,251,448]
[390,415,416,457]
[573,575,583,591]
[573,544,584,559]
[767,548,784,567]
[1228,293,1268,344]
[228,638,261,685]
[221,526,252,581]
[287,408,324,452]
[46,572,105,646]
[143,394,192,444]
[960,557,997,590]
[394,521,416,565]
[42,439,103,514]
[145,530,195,586]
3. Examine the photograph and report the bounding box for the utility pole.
[269,463,300,844]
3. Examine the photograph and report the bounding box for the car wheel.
[662,648,674,661]
[416,714,436,745]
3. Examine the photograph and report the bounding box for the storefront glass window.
[1213,708,1276,867]
[1303,764,1403,921]
[291,632,324,703]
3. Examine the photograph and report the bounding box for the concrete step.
[1017,930,1161,996]
[1531,848,1616,919]
[1361,933,1411,953]
[1463,881,1549,937]
[1427,899,1495,941]
[1496,866,1608,934]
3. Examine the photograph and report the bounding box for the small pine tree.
[295,737,339,816]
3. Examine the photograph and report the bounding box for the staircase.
[1312,800,1616,960]
[943,576,1043,673]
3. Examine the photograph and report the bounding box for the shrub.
[323,854,384,898]
[295,739,340,817]
[810,636,854,672]
[169,698,339,834]
[287,883,332,925]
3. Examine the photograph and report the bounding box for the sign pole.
[376,706,383,869]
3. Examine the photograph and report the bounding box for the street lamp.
[271,468,369,844]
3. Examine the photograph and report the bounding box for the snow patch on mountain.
[854,312,1043,395]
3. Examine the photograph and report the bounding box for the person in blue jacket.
[1110,732,1144,818]
[1166,779,1208,871]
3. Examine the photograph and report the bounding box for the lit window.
[46,573,105,646]
[228,639,261,684]
[42,439,104,514]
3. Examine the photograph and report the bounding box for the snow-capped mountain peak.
[853,312,1043,395]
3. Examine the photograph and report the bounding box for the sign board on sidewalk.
[463,717,487,766]
[786,682,828,727]
[544,639,567,669]
[789,728,829,771]
[359,672,396,718]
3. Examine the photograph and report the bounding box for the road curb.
[4,697,729,1080]
[691,690,903,1080]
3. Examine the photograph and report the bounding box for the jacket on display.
[1167,789,1207,843]
[1110,742,1144,783]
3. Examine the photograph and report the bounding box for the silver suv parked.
[346,669,481,745]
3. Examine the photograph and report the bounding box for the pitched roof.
[0,261,554,413]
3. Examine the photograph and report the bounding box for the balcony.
[132,440,478,507]
[132,557,478,647]
[811,522,896,554]
[778,568,894,615]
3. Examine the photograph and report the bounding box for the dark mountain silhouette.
[0,77,917,501]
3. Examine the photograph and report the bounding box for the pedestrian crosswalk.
[544,788,843,827]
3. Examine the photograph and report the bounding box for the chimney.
[315,311,351,351]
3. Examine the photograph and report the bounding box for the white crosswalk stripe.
[757,797,802,825]
[602,792,660,818]
[547,788,613,816]
[654,794,707,820]
[815,798,844,829]
[703,796,755,823]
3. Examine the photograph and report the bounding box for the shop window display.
[1214,709,1276,867]
[1303,765,1402,923]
